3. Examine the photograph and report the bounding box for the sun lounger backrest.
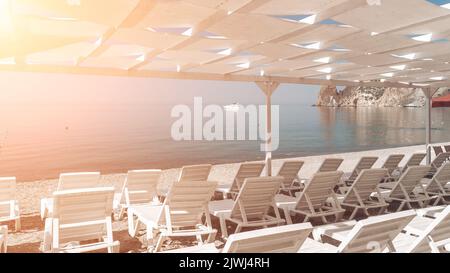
[230,177,283,221]
[222,223,313,253]
[52,187,114,244]
[0,177,16,218]
[178,164,212,182]
[125,169,161,204]
[389,166,430,199]
[430,152,450,172]
[318,158,343,172]
[405,153,426,168]
[347,157,378,181]
[57,172,101,190]
[338,210,416,253]
[295,171,343,211]
[425,163,450,194]
[407,206,450,253]
[445,145,450,153]
[433,146,443,156]
[230,163,265,193]
[382,154,405,174]
[165,181,217,229]
[277,161,304,188]
[343,169,388,204]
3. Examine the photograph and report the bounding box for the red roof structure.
[432,94,450,108]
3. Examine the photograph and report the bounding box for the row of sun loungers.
[433,145,450,156]
[1,151,449,253]
[164,206,450,253]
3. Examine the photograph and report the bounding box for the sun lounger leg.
[219,216,228,238]
[235,224,242,234]
[15,218,21,232]
[127,211,140,238]
[154,234,165,252]
[283,208,293,224]
[118,207,126,221]
[40,199,47,220]
[206,230,216,243]
[349,208,358,220]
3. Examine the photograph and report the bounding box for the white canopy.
[0,0,450,88]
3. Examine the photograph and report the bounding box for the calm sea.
[1,103,449,181]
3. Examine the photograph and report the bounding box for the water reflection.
[0,103,449,181]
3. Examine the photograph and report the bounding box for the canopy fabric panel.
[0,0,449,88]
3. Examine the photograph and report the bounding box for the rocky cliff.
[315,86,449,107]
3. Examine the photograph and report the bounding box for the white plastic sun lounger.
[114,169,162,220]
[338,169,389,220]
[399,153,426,174]
[318,158,344,172]
[307,210,416,253]
[178,164,212,182]
[433,146,444,157]
[275,171,345,224]
[419,162,450,205]
[42,187,119,253]
[392,206,450,253]
[445,145,450,153]
[381,154,405,182]
[343,157,378,185]
[298,158,343,185]
[376,166,433,211]
[0,225,7,253]
[209,176,285,238]
[163,223,313,253]
[215,162,265,199]
[415,206,446,218]
[0,177,20,231]
[40,172,101,219]
[128,181,218,252]
[277,161,304,196]
[428,152,450,177]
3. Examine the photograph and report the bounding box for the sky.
[0,72,320,106]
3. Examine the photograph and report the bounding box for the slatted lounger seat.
[0,177,20,231]
[337,169,389,220]
[381,154,405,182]
[415,206,446,218]
[305,210,416,253]
[40,172,101,219]
[209,176,285,238]
[343,156,378,185]
[178,164,212,182]
[163,223,313,253]
[433,146,444,157]
[275,171,345,224]
[298,158,344,185]
[445,145,450,153]
[42,187,119,253]
[276,161,304,196]
[399,153,426,175]
[215,162,265,199]
[376,166,434,212]
[392,206,450,253]
[428,152,450,177]
[418,163,450,205]
[128,181,217,252]
[113,169,162,220]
